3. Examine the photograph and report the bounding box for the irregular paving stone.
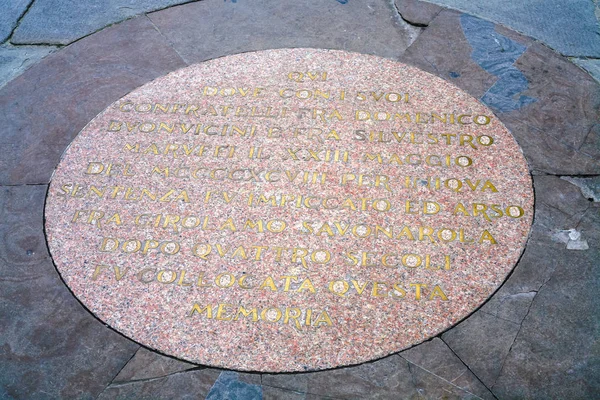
[0,185,139,399]
[401,338,495,399]
[113,347,197,382]
[0,16,186,186]
[424,0,600,57]
[441,311,521,388]
[492,248,600,398]
[459,14,536,113]
[11,0,191,45]
[262,372,308,394]
[206,371,263,400]
[530,176,591,247]
[499,43,600,174]
[571,57,600,83]
[266,355,419,398]
[561,176,600,202]
[148,0,421,64]
[480,273,538,325]
[406,362,488,400]
[98,368,221,400]
[0,44,56,89]
[578,204,600,246]
[0,0,30,42]
[394,0,443,26]
[263,385,307,400]
[481,176,596,347]
[0,186,50,266]
[400,10,498,99]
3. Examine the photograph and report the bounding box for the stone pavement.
[1,0,600,89]
[0,0,599,399]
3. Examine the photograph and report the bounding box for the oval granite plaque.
[45,49,534,372]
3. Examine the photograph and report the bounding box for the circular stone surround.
[45,49,533,372]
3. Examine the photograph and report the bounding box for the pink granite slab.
[45,49,534,372]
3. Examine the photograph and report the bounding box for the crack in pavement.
[4,0,36,45]
[106,366,207,388]
[400,355,491,400]
[489,271,557,392]
[438,337,499,399]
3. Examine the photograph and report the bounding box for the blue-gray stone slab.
[424,0,600,57]
[206,371,262,400]
[11,0,191,45]
[572,58,600,83]
[0,44,55,89]
[460,14,536,112]
[0,0,31,42]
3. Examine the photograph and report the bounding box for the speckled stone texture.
[45,49,533,372]
[0,16,186,186]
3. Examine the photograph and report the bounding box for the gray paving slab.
[0,185,139,399]
[10,0,191,45]
[442,311,522,389]
[0,44,56,89]
[148,0,421,64]
[394,0,443,26]
[571,57,600,83]
[0,16,186,186]
[401,10,600,176]
[400,10,503,99]
[530,176,592,247]
[400,338,495,399]
[498,42,600,175]
[263,355,419,398]
[424,0,600,57]
[0,0,31,43]
[492,246,600,398]
[97,368,222,400]
[113,347,197,383]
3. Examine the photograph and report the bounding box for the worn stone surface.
[561,176,600,203]
[571,57,600,83]
[530,176,591,247]
[148,0,421,64]
[0,0,30,43]
[114,347,197,382]
[98,368,221,400]
[460,14,536,113]
[262,385,306,400]
[400,10,498,99]
[492,249,600,398]
[394,0,443,26]
[206,371,263,400]
[278,355,419,398]
[480,175,595,326]
[0,16,186,186]
[479,284,535,325]
[0,185,139,399]
[407,362,488,399]
[11,0,190,45]
[0,44,56,89]
[266,354,495,399]
[499,43,600,175]
[400,338,495,399]
[424,0,600,57]
[441,311,521,388]
[402,10,600,175]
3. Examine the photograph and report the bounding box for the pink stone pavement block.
[45,49,534,372]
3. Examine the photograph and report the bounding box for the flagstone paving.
[0,0,598,398]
